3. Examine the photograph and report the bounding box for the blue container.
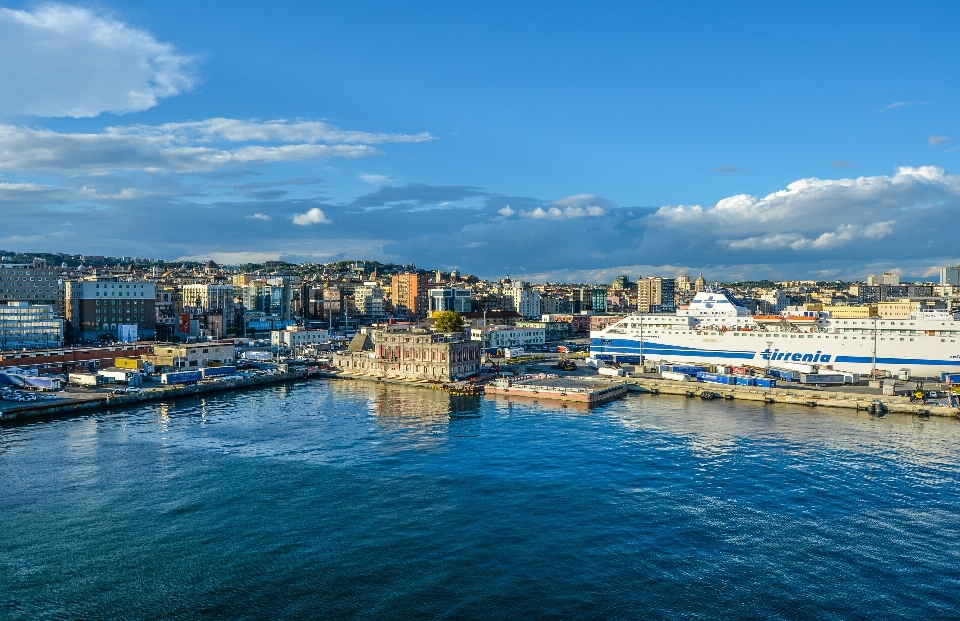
[202,366,237,378]
[941,372,960,384]
[735,376,756,386]
[673,365,710,375]
[161,370,203,385]
[755,378,777,388]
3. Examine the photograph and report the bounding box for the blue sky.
[1,1,960,281]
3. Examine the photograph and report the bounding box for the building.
[391,273,430,319]
[505,281,542,319]
[0,258,58,303]
[676,275,693,292]
[758,290,788,314]
[515,320,570,342]
[637,277,676,312]
[0,302,63,350]
[940,266,960,287]
[333,327,481,381]
[144,342,235,370]
[694,273,707,292]
[64,277,157,342]
[271,326,329,348]
[867,272,900,286]
[470,325,545,349]
[182,284,235,326]
[428,287,473,313]
[591,288,608,313]
[543,313,591,335]
[0,343,152,374]
[353,282,386,318]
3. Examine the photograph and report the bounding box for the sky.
[1,1,960,282]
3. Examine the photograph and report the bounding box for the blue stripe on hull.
[591,338,960,368]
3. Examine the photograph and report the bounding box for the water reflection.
[606,394,960,472]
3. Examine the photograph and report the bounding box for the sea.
[2,380,960,620]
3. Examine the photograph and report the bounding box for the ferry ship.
[590,290,960,378]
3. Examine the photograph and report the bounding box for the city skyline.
[2,2,960,280]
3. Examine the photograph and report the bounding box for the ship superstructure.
[590,290,960,378]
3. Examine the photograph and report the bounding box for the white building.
[504,281,541,319]
[182,284,236,324]
[271,326,330,348]
[759,290,788,314]
[470,325,545,349]
[353,282,385,318]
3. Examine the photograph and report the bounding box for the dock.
[620,376,960,417]
[485,376,627,405]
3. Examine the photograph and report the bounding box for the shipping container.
[242,351,273,361]
[755,378,777,388]
[768,367,799,382]
[114,357,141,370]
[671,365,709,375]
[598,366,625,377]
[941,372,960,384]
[201,366,237,378]
[68,373,102,387]
[735,376,756,386]
[661,371,692,382]
[503,347,525,359]
[696,372,734,385]
[799,373,846,385]
[161,370,203,385]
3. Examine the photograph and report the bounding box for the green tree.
[434,310,464,333]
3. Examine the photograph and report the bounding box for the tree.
[434,310,464,333]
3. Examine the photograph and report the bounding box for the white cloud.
[0,4,194,117]
[133,119,434,145]
[360,174,395,185]
[246,213,271,221]
[647,166,957,258]
[497,206,516,217]
[929,135,951,146]
[291,208,331,225]
[522,205,606,219]
[0,122,384,172]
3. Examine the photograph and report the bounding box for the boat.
[590,289,960,378]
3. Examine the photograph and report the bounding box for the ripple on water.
[2,382,960,619]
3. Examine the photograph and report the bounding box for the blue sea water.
[3,380,960,619]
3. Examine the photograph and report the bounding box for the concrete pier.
[620,377,959,417]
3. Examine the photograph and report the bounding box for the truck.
[97,369,142,385]
[799,373,846,386]
[242,351,273,361]
[503,347,525,359]
[661,370,692,382]
[767,367,800,382]
[68,372,102,387]
[201,366,237,378]
[161,370,203,385]
[0,372,61,391]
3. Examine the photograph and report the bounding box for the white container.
[661,371,691,382]
[598,366,625,377]
[898,368,911,381]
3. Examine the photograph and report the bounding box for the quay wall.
[0,370,313,424]
[622,377,959,418]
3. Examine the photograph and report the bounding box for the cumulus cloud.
[291,208,331,225]
[497,206,515,217]
[0,4,194,117]
[929,135,951,146]
[521,205,606,219]
[246,213,271,221]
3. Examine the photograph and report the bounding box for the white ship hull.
[590,289,960,378]
[590,329,960,378]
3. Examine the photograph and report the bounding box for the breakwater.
[0,370,314,424]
